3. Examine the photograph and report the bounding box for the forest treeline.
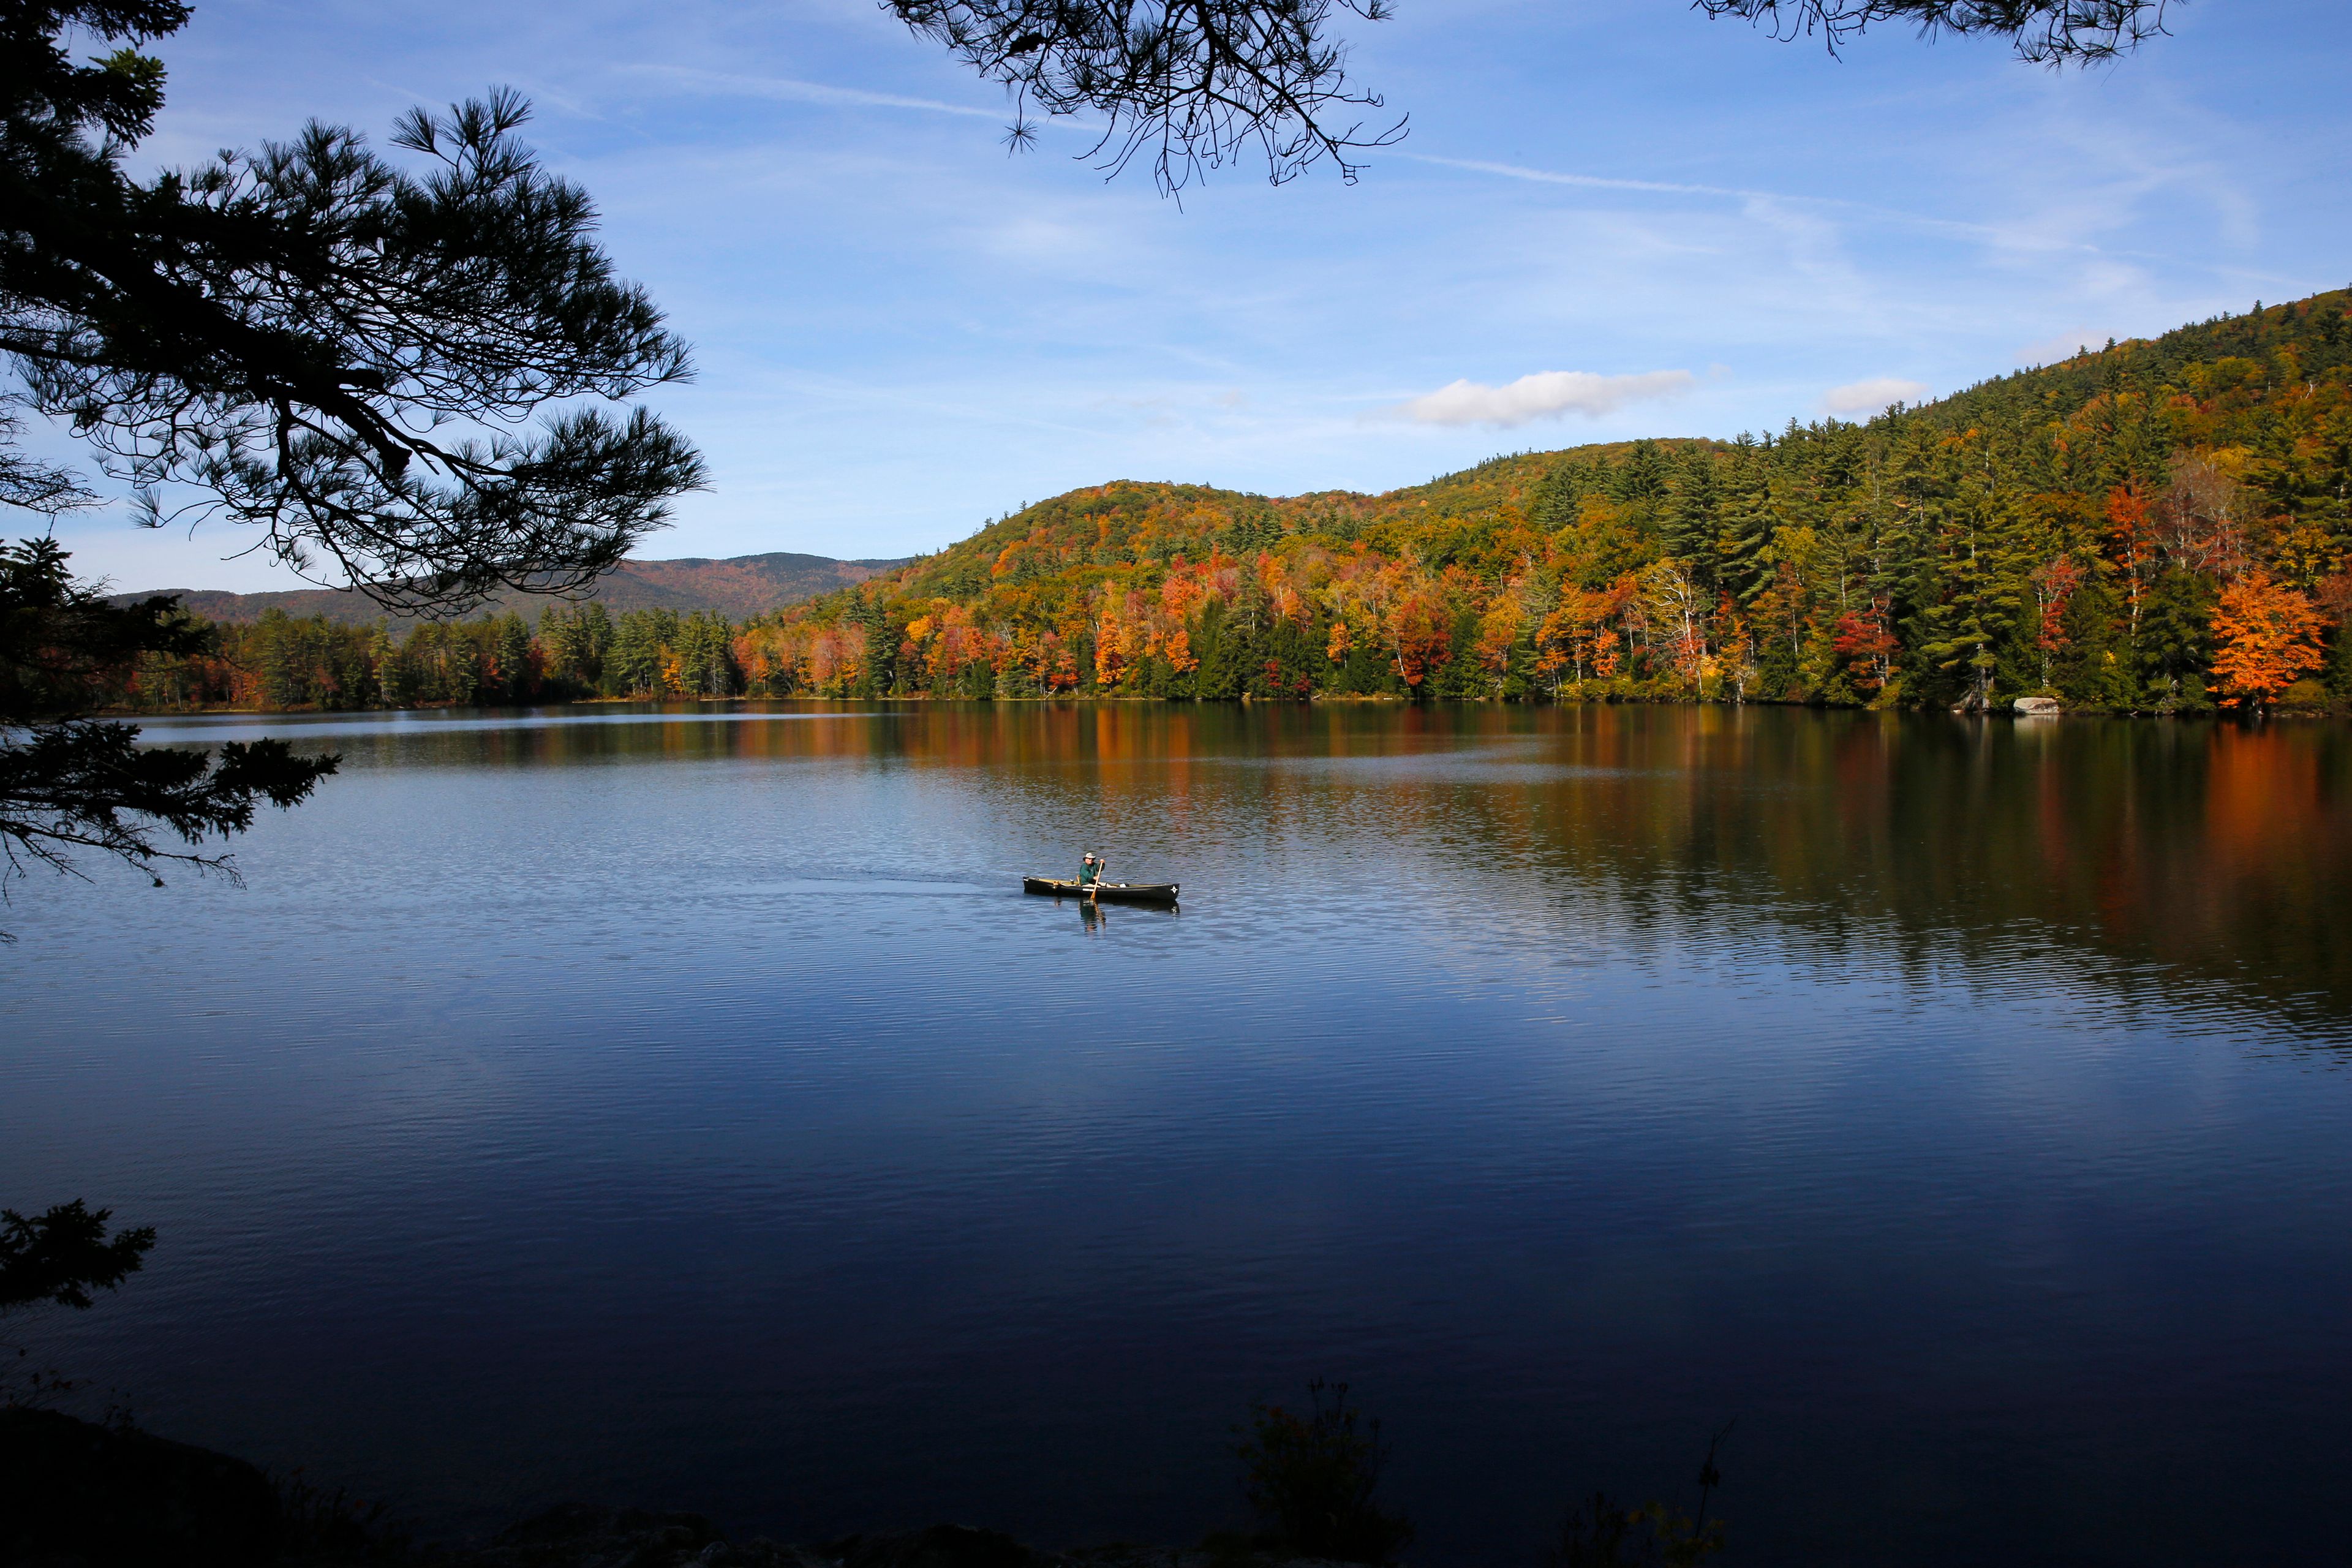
[111,289,2352,716]
[117,601,742,710]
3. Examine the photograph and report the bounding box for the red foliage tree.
[1833,599,1900,693]
[2032,554,2085,687]
[1390,594,1452,689]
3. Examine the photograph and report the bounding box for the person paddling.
[1079,851,1105,900]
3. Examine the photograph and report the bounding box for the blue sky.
[38,0,2352,591]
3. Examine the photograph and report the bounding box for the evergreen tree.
[1915,479,2032,710]
[496,613,533,703]
[853,592,895,698]
[677,611,736,697]
[428,628,473,703]
[1531,455,1599,533]
[1713,439,1774,604]
[1611,439,1671,508]
[2049,579,2131,706]
[371,625,406,707]
[607,611,663,696]
[537,606,582,692]
[2137,569,2217,712]
[1662,447,1719,587]
[577,604,614,690]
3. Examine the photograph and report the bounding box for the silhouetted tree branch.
[886,0,1406,192]
[1,537,336,934]
[0,410,95,515]
[0,1201,154,1314]
[4,1,699,925]
[883,0,2177,194]
[3,1,705,616]
[1691,0,2173,64]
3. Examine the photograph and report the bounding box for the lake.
[5,703,2348,1566]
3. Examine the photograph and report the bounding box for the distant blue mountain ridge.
[111,551,913,624]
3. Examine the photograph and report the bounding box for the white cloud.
[2014,328,2108,364]
[1820,377,1930,417]
[1385,369,1694,429]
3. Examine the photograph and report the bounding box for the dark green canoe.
[1023,876,1180,905]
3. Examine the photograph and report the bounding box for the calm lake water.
[6,703,2350,1566]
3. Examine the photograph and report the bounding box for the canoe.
[1023,876,1181,905]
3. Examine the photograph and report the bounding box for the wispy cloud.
[1384,370,1695,429]
[2014,327,2109,364]
[1400,148,2245,272]
[624,64,1004,121]
[1821,377,1929,417]
[1397,152,1749,201]
[79,0,2346,579]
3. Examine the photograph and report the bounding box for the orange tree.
[2207,571,2327,712]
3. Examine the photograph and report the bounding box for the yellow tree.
[1092,583,1136,688]
[1639,559,1709,692]
[1472,598,1524,694]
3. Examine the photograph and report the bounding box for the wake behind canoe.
[1023,877,1180,905]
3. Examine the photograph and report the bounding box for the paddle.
[1090,855,1106,903]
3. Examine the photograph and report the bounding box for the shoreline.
[99,693,2344,721]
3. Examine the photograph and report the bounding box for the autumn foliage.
[107,288,2352,718]
[1833,601,1901,695]
[2208,571,2326,710]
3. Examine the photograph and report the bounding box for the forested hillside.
[739,290,2351,714]
[108,290,2352,715]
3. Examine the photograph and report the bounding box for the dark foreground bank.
[0,1409,1380,1568]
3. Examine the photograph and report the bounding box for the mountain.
[110,288,2352,717]
[734,288,2352,713]
[118,551,911,624]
